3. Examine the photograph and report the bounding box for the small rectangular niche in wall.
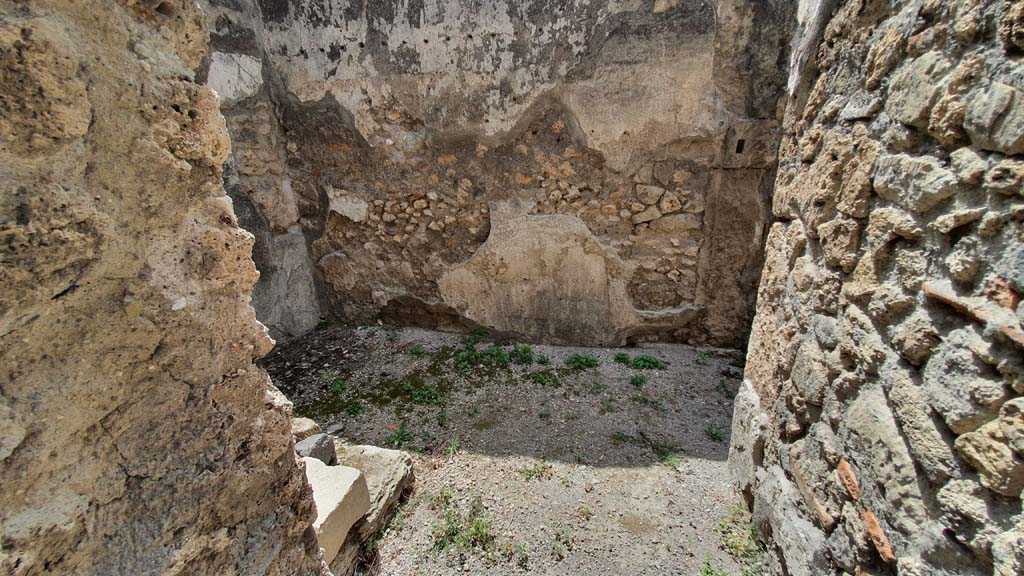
[735,139,746,154]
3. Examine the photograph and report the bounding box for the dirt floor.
[263,325,765,576]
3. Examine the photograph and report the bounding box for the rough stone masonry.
[0,1,326,574]
[201,0,795,347]
[730,0,1024,575]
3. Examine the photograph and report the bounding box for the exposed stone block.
[303,458,371,565]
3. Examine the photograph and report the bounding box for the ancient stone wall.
[204,0,795,347]
[0,1,325,574]
[730,0,1024,574]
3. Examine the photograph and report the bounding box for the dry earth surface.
[263,326,764,576]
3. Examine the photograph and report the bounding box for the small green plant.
[446,434,461,458]
[480,345,511,366]
[539,409,552,420]
[697,352,714,365]
[627,354,668,370]
[513,543,529,568]
[436,408,448,427]
[431,497,495,555]
[599,399,617,415]
[577,506,592,521]
[343,401,365,416]
[536,353,551,365]
[403,380,443,405]
[614,351,630,364]
[431,485,454,510]
[630,374,646,387]
[320,369,347,394]
[565,353,600,369]
[717,502,765,563]
[409,346,430,357]
[469,404,481,416]
[700,560,728,576]
[550,525,574,561]
[589,382,608,395]
[530,370,560,387]
[518,461,553,481]
[510,344,535,365]
[650,438,682,467]
[384,424,413,448]
[705,423,725,442]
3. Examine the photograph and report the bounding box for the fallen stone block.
[302,457,370,565]
[291,417,321,441]
[296,433,337,465]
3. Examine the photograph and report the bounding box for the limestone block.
[329,193,369,223]
[999,398,1024,457]
[955,421,1024,497]
[728,380,769,495]
[291,417,321,441]
[950,147,987,185]
[631,205,662,224]
[296,434,337,465]
[207,52,264,103]
[965,82,1024,156]
[986,159,1024,197]
[303,458,370,564]
[334,443,414,540]
[937,479,1018,558]
[873,153,957,213]
[658,191,682,214]
[751,466,830,576]
[924,328,1008,435]
[636,184,665,205]
[886,51,952,128]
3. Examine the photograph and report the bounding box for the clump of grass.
[705,423,725,442]
[700,560,728,576]
[577,506,593,521]
[431,497,495,555]
[384,424,413,448]
[518,461,553,481]
[697,352,714,365]
[599,399,617,415]
[343,401,365,416]
[589,382,608,395]
[510,344,534,365]
[536,353,551,365]
[651,441,681,467]
[627,354,669,370]
[446,434,461,458]
[530,370,560,387]
[550,525,574,561]
[716,502,765,563]
[539,409,552,420]
[430,485,454,510]
[409,346,430,357]
[630,374,646,387]
[320,369,347,394]
[403,380,443,405]
[565,353,600,369]
[614,352,631,364]
[436,408,448,427]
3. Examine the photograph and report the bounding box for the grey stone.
[886,51,952,128]
[296,433,337,465]
[873,153,957,213]
[965,82,1024,156]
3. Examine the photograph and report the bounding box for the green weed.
[630,374,647,387]
[510,344,534,365]
[384,424,413,448]
[409,346,430,358]
[537,354,551,365]
[530,370,560,387]
[343,401,365,416]
[565,353,600,369]
[705,423,725,442]
[518,461,553,481]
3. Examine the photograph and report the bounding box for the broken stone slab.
[302,457,370,565]
[334,442,414,539]
[296,433,337,465]
[291,417,321,441]
[328,442,414,576]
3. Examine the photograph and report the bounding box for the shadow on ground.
[262,325,743,468]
